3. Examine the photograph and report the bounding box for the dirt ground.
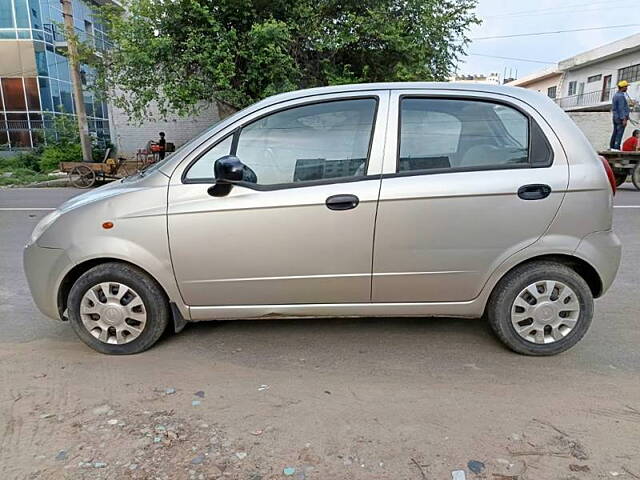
[1,188,640,480]
[2,334,640,480]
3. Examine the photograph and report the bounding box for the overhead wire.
[468,53,556,65]
[472,24,640,41]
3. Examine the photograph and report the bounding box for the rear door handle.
[326,194,359,211]
[517,184,551,200]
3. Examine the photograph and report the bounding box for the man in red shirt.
[622,129,640,151]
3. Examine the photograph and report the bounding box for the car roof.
[253,82,550,109]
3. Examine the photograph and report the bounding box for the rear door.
[372,90,569,302]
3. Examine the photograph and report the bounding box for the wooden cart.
[60,157,132,189]
[598,151,640,190]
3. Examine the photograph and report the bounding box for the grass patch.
[0,167,58,186]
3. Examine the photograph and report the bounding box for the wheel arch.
[486,253,603,310]
[57,257,188,332]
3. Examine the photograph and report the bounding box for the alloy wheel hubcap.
[511,280,580,344]
[79,282,147,344]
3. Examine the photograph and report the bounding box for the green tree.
[90,0,479,121]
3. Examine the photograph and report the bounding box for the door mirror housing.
[214,155,245,182]
[209,155,244,197]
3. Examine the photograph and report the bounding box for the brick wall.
[567,111,640,151]
[109,102,221,157]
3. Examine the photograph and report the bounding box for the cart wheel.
[633,164,640,191]
[614,171,627,187]
[69,165,96,189]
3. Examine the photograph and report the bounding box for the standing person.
[622,129,640,151]
[158,132,167,160]
[610,80,630,151]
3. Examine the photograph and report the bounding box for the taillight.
[599,155,616,196]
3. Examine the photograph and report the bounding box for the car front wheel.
[67,262,170,354]
[486,261,594,356]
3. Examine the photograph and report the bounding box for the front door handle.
[517,184,551,200]
[326,194,359,211]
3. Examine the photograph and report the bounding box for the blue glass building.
[0,0,111,150]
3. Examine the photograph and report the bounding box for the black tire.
[613,171,627,187]
[67,263,170,354]
[486,261,594,356]
[632,164,640,191]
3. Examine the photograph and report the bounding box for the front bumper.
[574,230,622,296]
[23,242,73,320]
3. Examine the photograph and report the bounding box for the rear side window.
[398,98,548,173]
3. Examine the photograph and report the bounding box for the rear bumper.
[574,230,622,296]
[23,243,73,320]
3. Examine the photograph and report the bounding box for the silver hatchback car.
[24,83,621,355]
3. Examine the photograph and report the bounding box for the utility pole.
[60,0,92,162]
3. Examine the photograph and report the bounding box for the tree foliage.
[90,0,479,120]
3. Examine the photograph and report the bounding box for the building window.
[587,74,602,83]
[0,0,112,151]
[618,64,640,84]
[1,78,27,111]
[568,81,577,96]
[15,0,30,29]
[0,0,15,28]
[24,77,40,110]
[547,86,557,99]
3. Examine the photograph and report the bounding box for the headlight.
[29,210,62,245]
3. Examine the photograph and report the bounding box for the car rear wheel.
[486,261,593,356]
[67,263,170,354]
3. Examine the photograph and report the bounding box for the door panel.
[169,181,380,305]
[168,92,389,306]
[372,170,566,302]
[372,91,569,303]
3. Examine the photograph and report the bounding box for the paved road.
[1,186,639,479]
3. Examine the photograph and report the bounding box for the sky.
[458,0,640,80]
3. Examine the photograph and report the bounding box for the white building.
[507,33,640,150]
[508,33,640,111]
[506,67,562,100]
[556,33,640,112]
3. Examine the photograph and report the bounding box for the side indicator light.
[102,221,114,229]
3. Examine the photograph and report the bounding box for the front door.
[372,92,568,303]
[168,93,388,306]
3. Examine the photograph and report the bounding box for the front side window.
[184,135,233,180]
[398,98,530,172]
[234,98,377,186]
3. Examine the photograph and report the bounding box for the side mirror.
[208,155,244,197]
[214,155,244,182]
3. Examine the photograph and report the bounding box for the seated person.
[622,129,640,151]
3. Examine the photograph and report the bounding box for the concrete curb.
[3,178,72,188]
